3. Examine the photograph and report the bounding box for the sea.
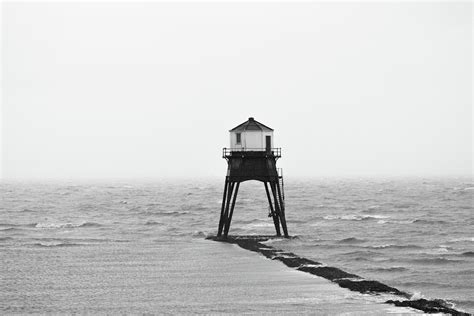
[1,177,473,314]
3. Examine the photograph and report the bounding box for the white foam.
[260,238,286,245]
[300,263,325,268]
[410,291,425,300]
[368,205,381,209]
[324,214,389,221]
[370,244,393,249]
[35,221,97,229]
[244,222,273,228]
[35,241,66,247]
[36,222,77,229]
[450,237,474,243]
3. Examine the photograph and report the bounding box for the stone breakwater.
[207,235,470,316]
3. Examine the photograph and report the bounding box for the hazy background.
[1,1,472,180]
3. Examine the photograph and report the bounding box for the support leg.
[222,182,235,233]
[269,182,282,230]
[271,182,289,238]
[276,181,289,238]
[217,178,229,236]
[223,182,240,237]
[264,182,281,236]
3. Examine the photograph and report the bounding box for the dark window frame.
[236,133,241,144]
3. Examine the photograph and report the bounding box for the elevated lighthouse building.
[218,117,289,238]
[229,117,274,151]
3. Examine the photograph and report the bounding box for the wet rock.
[298,266,360,281]
[335,279,405,296]
[272,256,320,268]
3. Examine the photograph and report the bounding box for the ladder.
[279,168,285,208]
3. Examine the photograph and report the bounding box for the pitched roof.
[229,117,273,132]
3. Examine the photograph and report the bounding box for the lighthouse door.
[265,136,271,152]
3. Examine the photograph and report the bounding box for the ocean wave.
[0,237,14,242]
[362,205,381,213]
[410,291,425,300]
[192,231,210,238]
[368,266,408,272]
[449,237,474,243]
[32,242,82,248]
[454,269,474,275]
[32,237,130,244]
[367,244,423,250]
[35,221,101,229]
[170,230,211,238]
[412,219,448,225]
[410,257,464,265]
[0,222,36,227]
[392,203,414,209]
[261,236,301,245]
[455,188,474,195]
[338,237,367,244]
[145,203,161,207]
[460,251,474,257]
[340,250,385,262]
[398,281,450,288]
[436,245,451,251]
[234,218,264,225]
[0,227,21,232]
[368,205,381,209]
[288,219,309,224]
[244,222,274,228]
[144,220,162,225]
[159,211,188,216]
[324,214,389,221]
[342,250,380,256]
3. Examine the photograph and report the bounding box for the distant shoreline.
[207,235,470,316]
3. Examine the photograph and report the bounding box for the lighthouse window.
[236,133,241,144]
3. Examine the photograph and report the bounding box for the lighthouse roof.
[229,117,273,132]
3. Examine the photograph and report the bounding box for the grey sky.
[2,2,472,179]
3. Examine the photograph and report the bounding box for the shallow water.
[1,177,473,313]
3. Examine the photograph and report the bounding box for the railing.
[277,168,283,178]
[222,147,282,158]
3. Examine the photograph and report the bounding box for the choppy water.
[1,177,473,313]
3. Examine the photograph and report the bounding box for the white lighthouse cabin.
[229,117,274,152]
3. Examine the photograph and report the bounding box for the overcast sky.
[1,1,472,179]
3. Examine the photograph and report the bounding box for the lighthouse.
[217,117,289,238]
